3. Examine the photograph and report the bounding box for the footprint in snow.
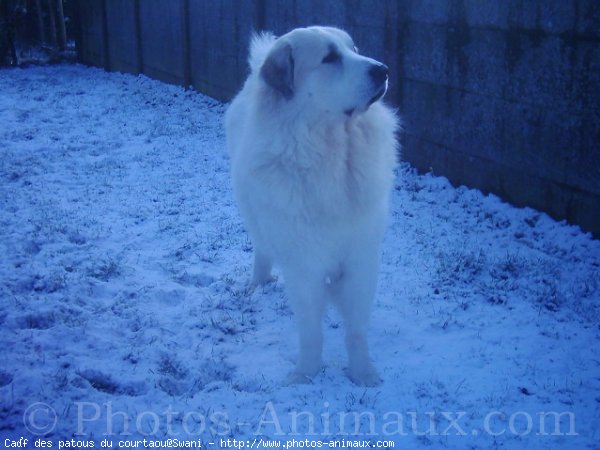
[0,371,13,388]
[155,288,186,306]
[78,369,147,397]
[16,312,56,330]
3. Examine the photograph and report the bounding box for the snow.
[0,64,599,449]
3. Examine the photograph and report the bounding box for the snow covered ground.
[0,64,599,449]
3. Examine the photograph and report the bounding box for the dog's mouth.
[367,82,387,107]
[344,81,388,118]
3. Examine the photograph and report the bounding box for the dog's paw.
[347,364,382,387]
[243,275,277,297]
[252,273,278,288]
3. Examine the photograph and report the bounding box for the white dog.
[225,26,398,386]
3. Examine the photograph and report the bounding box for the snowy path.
[0,65,599,449]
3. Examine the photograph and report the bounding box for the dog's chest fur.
[252,115,392,224]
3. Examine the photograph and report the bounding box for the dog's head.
[259,26,388,117]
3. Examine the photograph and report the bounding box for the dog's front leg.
[284,271,326,384]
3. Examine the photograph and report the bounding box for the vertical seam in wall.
[100,0,110,70]
[255,0,266,31]
[182,0,191,87]
[73,0,83,63]
[134,0,143,74]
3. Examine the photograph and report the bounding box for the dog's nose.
[369,63,388,85]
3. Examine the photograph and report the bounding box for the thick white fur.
[225,27,398,386]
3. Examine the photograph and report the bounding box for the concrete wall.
[104,0,139,74]
[74,0,600,237]
[188,0,260,98]
[75,0,107,68]
[138,0,188,85]
[395,0,600,237]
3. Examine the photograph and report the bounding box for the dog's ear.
[260,42,294,100]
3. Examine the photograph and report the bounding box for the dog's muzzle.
[344,63,389,117]
[367,63,389,107]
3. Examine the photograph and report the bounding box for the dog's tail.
[248,32,277,73]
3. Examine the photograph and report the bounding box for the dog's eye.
[322,49,340,64]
